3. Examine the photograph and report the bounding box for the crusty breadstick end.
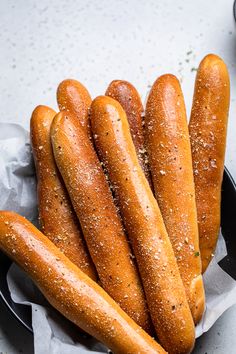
[57,79,92,136]
[106,80,152,185]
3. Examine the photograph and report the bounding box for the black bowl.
[0,167,236,333]
[0,251,32,332]
[234,0,236,23]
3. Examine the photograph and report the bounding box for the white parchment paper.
[1,123,236,353]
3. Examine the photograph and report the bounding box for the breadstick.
[0,211,166,354]
[189,54,230,273]
[50,111,152,333]
[30,105,96,280]
[106,80,151,183]
[90,96,195,354]
[57,79,92,136]
[145,74,205,324]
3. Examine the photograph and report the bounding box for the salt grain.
[160,170,166,175]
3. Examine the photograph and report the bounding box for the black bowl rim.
[233,0,236,22]
[224,166,236,190]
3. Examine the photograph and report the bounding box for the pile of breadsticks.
[0,53,230,354]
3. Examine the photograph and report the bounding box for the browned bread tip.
[57,79,92,136]
[106,80,151,184]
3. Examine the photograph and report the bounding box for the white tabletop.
[0,0,236,352]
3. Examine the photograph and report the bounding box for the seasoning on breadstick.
[30,105,97,280]
[0,211,166,354]
[90,96,195,354]
[145,74,205,324]
[57,79,92,136]
[189,54,230,273]
[106,80,151,183]
[50,111,152,334]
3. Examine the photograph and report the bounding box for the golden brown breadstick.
[145,74,205,324]
[106,80,151,183]
[50,111,152,334]
[30,105,97,280]
[0,211,166,354]
[189,54,230,273]
[57,79,92,136]
[90,96,195,354]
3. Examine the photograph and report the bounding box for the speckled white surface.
[0,0,236,353]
